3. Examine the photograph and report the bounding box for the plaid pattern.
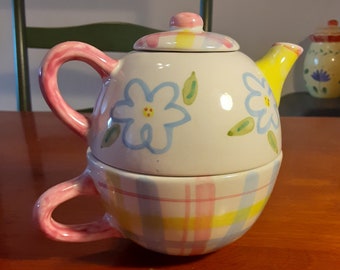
[91,154,281,255]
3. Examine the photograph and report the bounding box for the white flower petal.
[153,85,176,109]
[127,82,148,105]
[123,120,146,148]
[146,124,169,151]
[257,110,271,130]
[112,104,135,119]
[248,94,266,112]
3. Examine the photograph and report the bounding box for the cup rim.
[87,150,282,181]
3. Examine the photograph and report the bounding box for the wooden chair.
[12,0,213,111]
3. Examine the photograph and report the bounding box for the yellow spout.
[256,42,303,106]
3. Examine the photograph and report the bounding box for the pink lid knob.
[328,19,339,27]
[169,12,203,29]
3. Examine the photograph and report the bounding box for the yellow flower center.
[264,96,270,107]
[143,106,154,118]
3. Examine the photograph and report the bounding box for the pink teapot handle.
[39,41,118,138]
[33,172,123,242]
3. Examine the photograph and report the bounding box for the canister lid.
[311,19,340,42]
[134,12,240,51]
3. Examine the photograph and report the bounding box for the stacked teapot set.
[33,12,303,255]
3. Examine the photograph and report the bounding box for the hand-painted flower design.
[243,72,279,134]
[111,78,191,154]
[311,69,331,82]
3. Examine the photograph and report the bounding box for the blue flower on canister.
[311,69,331,82]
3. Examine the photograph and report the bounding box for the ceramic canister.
[303,19,340,98]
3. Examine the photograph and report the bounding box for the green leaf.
[101,124,120,148]
[228,117,255,136]
[267,130,278,154]
[182,71,198,105]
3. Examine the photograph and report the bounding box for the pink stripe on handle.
[33,173,123,242]
[39,41,118,138]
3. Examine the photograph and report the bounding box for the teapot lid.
[134,12,240,51]
[311,19,340,42]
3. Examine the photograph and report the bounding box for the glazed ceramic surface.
[89,51,281,176]
[35,12,302,255]
[39,13,302,176]
[34,151,282,256]
[303,19,340,98]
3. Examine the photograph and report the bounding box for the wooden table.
[1,112,340,269]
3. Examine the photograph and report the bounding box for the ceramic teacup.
[33,151,282,256]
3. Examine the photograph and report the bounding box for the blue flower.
[311,69,331,82]
[111,78,191,154]
[243,72,279,134]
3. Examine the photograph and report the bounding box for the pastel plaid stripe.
[226,172,259,238]
[94,157,280,255]
[136,180,164,251]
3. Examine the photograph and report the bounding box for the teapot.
[35,12,303,255]
[39,12,302,176]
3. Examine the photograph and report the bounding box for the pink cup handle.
[39,41,118,138]
[33,172,123,242]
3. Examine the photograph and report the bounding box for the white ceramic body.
[303,42,340,98]
[33,151,282,256]
[89,51,281,176]
[35,13,296,256]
